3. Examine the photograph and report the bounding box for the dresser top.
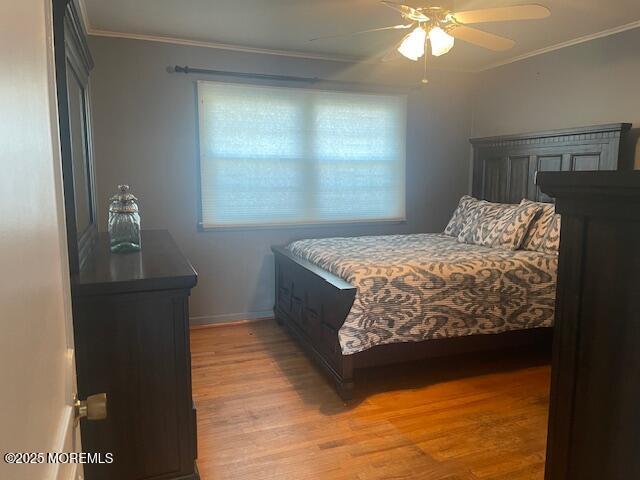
[71,230,197,297]
[537,171,640,220]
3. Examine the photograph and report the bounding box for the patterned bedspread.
[287,233,557,355]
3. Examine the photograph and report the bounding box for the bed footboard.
[272,246,553,401]
[272,246,356,399]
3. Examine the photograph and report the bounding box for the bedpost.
[337,355,355,401]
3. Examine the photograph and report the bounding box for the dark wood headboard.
[470,123,631,203]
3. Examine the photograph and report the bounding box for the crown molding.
[78,0,365,64]
[86,29,367,64]
[78,0,640,74]
[475,20,640,72]
[87,29,476,72]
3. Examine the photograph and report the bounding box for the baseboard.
[190,310,273,326]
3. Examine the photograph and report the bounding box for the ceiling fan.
[311,1,551,83]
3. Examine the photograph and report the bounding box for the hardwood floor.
[191,320,551,480]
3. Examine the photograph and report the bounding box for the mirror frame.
[53,0,97,273]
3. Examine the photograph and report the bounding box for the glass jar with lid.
[108,185,141,253]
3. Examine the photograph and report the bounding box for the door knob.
[75,393,107,422]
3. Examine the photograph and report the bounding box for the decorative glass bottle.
[108,185,141,253]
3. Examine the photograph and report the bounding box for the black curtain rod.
[171,65,417,92]
[173,65,319,84]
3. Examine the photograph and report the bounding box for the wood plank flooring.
[191,320,551,480]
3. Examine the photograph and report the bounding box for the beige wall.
[89,27,640,323]
[89,37,475,322]
[0,1,78,479]
[472,27,640,168]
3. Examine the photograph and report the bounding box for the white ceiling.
[82,0,640,71]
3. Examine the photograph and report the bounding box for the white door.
[0,1,83,479]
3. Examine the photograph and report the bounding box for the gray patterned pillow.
[457,199,541,250]
[520,199,561,254]
[444,195,480,237]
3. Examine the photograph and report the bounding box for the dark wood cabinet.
[54,3,199,478]
[53,0,198,480]
[471,123,631,204]
[71,231,199,480]
[538,171,640,480]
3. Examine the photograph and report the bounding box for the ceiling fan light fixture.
[397,26,426,61]
[429,26,455,56]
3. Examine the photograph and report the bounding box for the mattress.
[287,233,557,355]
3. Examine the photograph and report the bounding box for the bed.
[287,233,557,355]
[272,123,630,400]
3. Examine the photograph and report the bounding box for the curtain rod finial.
[169,65,189,74]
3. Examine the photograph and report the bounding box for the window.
[197,81,406,228]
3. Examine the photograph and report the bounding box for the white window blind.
[197,81,406,228]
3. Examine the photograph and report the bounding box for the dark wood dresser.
[538,171,640,480]
[71,230,199,480]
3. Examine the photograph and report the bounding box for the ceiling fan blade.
[310,24,412,42]
[381,33,410,62]
[453,4,551,24]
[381,48,402,62]
[448,25,515,51]
[380,1,429,22]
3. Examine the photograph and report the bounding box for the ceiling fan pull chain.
[421,42,429,84]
